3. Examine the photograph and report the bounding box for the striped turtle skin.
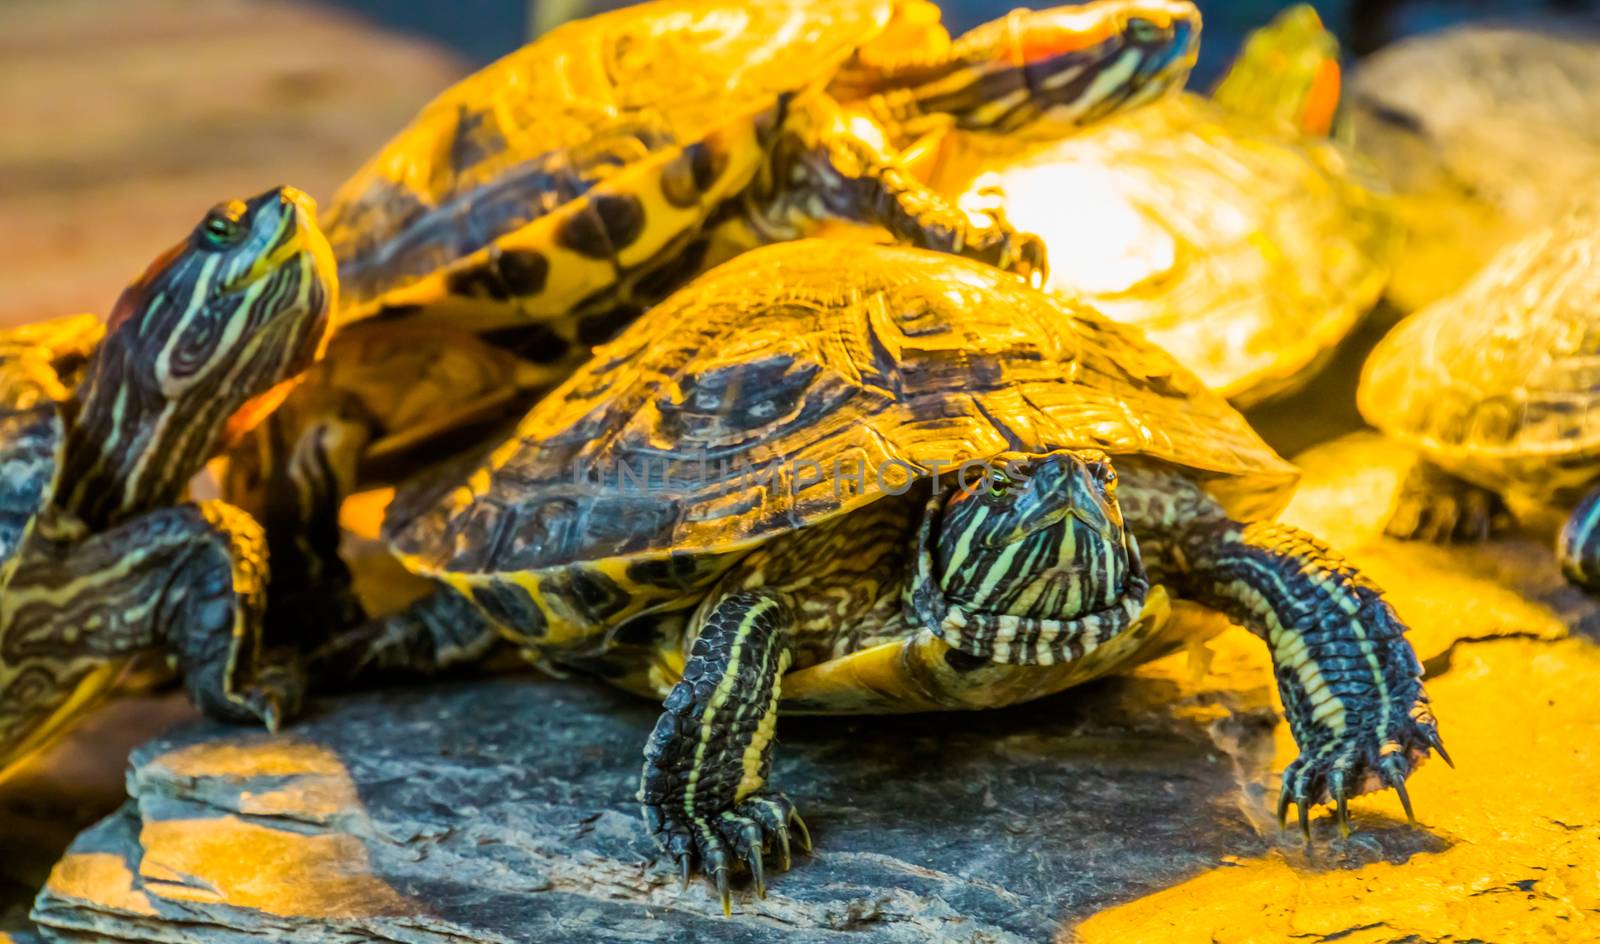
[0,188,336,779]
[927,5,1399,406]
[226,0,1203,650]
[314,240,1446,912]
[1359,202,1600,589]
[1348,23,1600,313]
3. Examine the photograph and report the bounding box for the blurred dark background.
[326,0,1600,83]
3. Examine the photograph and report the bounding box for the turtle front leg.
[639,589,808,916]
[1385,459,1511,543]
[3,500,301,732]
[1169,516,1448,837]
[758,94,1046,284]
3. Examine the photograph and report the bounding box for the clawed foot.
[237,659,306,733]
[1385,465,1510,543]
[644,792,811,916]
[959,184,1048,288]
[999,231,1049,289]
[1276,708,1451,840]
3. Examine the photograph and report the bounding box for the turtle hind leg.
[1167,514,1447,840]
[639,589,805,916]
[760,94,1045,284]
[1558,486,1600,591]
[1385,460,1511,544]
[307,586,501,689]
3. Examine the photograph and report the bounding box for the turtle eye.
[1127,18,1164,45]
[988,469,1011,498]
[200,205,245,249]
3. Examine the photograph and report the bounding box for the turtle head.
[65,187,337,524]
[891,0,1200,136]
[935,449,1140,620]
[1211,4,1343,137]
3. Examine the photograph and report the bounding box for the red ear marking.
[1300,58,1342,138]
[107,237,188,334]
[1009,14,1115,67]
[221,376,300,450]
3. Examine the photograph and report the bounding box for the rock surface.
[25,433,1600,942]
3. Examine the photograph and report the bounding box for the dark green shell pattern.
[324,0,898,317]
[390,240,1298,588]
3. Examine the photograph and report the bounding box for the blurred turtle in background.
[225,0,1205,640]
[315,240,1444,911]
[1359,201,1600,590]
[922,5,1399,407]
[0,188,336,778]
[1346,22,1600,312]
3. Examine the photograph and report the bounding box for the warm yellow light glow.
[933,95,1398,406]
[961,163,1176,297]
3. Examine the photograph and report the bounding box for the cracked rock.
[31,671,1268,942]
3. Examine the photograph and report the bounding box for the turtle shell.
[324,0,901,326]
[389,241,1298,630]
[0,315,82,585]
[0,405,64,589]
[1349,24,1600,312]
[0,313,104,409]
[932,93,1398,406]
[1358,202,1600,496]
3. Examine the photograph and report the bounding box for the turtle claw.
[229,659,305,732]
[775,827,792,872]
[643,792,808,915]
[1394,780,1417,826]
[748,846,767,900]
[260,698,284,735]
[1276,703,1446,839]
[791,809,813,853]
[1329,769,1352,839]
[1422,728,1454,768]
[1384,756,1418,825]
[715,867,731,917]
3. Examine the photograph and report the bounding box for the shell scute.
[1361,203,1600,472]
[327,0,897,317]
[392,241,1297,581]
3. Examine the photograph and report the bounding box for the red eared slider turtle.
[1358,202,1600,587]
[226,0,1203,637]
[0,188,336,776]
[1348,23,1600,312]
[326,0,1203,332]
[926,5,1399,406]
[316,240,1445,912]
